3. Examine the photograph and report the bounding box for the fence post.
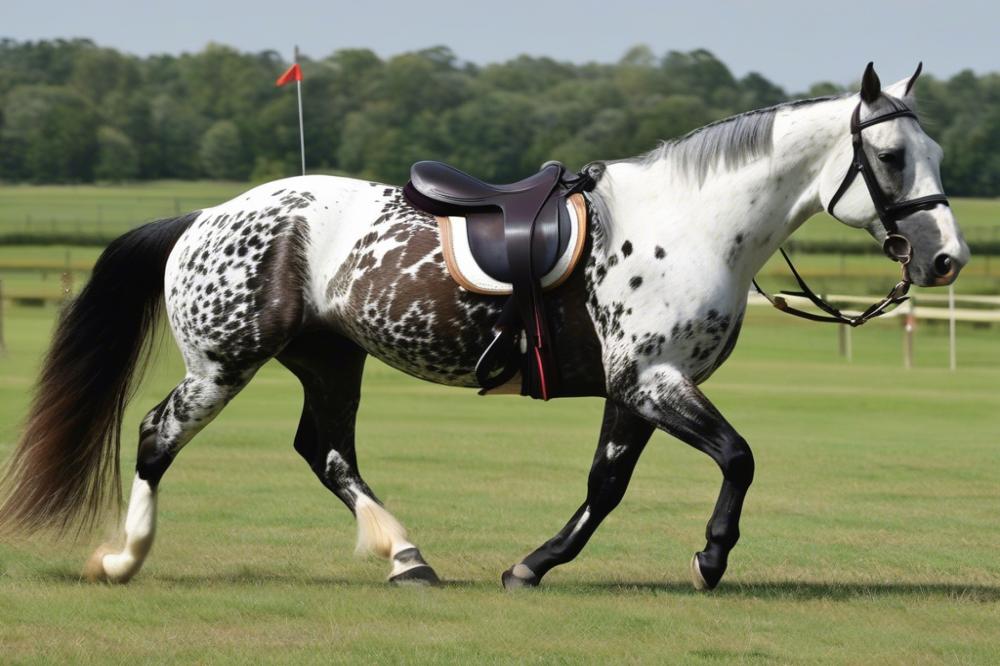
[949,284,957,371]
[838,324,852,362]
[61,251,74,304]
[903,297,915,369]
[0,279,6,355]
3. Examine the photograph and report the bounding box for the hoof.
[82,544,116,583]
[501,563,540,590]
[690,551,724,591]
[389,565,440,586]
[389,548,439,586]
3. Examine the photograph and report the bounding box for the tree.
[442,92,538,181]
[0,39,996,195]
[738,73,786,110]
[149,94,206,179]
[631,95,714,153]
[199,120,247,180]
[0,84,98,182]
[94,126,139,181]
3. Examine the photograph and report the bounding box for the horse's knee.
[719,434,754,487]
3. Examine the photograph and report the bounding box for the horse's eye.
[878,151,902,166]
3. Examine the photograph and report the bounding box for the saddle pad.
[436,193,587,295]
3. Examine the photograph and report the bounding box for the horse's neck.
[599,97,853,284]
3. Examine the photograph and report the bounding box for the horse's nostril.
[933,254,954,276]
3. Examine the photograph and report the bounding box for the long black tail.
[0,213,197,536]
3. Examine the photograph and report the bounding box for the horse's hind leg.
[83,207,309,583]
[502,400,654,589]
[84,364,260,583]
[278,330,439,585]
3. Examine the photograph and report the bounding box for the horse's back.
[163,175,502,387]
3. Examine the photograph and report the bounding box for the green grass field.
[1,180,999,298]
[0,181,250,237]
[0,180,997,242]
[1,302,998,663]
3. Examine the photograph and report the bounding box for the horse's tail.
[0,213,197,536]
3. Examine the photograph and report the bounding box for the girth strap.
[473,166,597,399]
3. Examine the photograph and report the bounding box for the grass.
[1,302,998,663]
[0,181,250,237]
[2,181,999,297]
[0,180,997,242]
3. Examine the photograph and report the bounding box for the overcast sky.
[5,0,997,92]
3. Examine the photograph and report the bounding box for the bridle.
[754,100,950,327]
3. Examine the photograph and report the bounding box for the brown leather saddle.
[403,161,595,399]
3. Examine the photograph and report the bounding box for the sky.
[4,0,998,92]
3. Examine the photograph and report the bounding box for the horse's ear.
[904,61,923,96]
[885,62,922,108]
[860,62,882,104]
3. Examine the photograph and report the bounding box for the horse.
[0,63,968,590]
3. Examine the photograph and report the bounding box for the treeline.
[0,38,997,195]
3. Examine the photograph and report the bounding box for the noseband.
[754,101,950,327]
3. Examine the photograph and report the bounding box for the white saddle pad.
[435,193,587,295]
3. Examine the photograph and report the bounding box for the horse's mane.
[635,95,847,185]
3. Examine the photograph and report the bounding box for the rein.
[753,100,950,327]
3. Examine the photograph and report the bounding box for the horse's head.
[818,62,969,287]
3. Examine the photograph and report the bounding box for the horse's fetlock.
[135,436,172,486]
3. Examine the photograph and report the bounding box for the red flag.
[276,63,302,87]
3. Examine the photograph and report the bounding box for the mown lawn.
[2,181,998,298]
[0,181,250,237]
[1,301,998,663]
[0,179,996,242]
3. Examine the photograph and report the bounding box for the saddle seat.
[403,159,595,400]
[410,160,563,206]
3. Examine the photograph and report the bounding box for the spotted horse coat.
[122,172,746,589]
[4,75,968,589]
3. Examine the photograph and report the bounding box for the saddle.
[403,161,595,399]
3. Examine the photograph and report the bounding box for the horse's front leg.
[502,399,654,589]
[621,366,754,590]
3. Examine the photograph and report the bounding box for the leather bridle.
[754,100,950,327]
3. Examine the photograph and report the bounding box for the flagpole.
[295,45,305,176]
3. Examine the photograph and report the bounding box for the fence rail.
[748,288,999,369]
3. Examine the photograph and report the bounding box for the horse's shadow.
[563,580,1000,602]
[29,569,1000,601]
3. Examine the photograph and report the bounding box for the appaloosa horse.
[0,63,967,589]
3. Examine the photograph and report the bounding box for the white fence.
[748,287,1000,369]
